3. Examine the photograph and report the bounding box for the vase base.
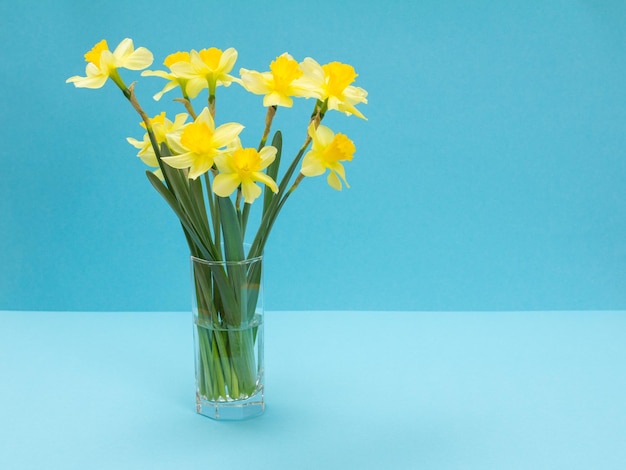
[195,388,265,420]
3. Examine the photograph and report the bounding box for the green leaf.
[189,177,212,240]
[250,130,312,258]
[146,171,214,260]
[215,196,249,325]
[217,196,244,262]
[157,143,215,258]
[241,202,251,238]
[263,130,282,218]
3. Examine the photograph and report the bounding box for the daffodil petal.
[189,50,207,72]
[141,69,171,79]
[241,179,262,203]
[214,153,237,173]
[219,77,237,87]
[184,78,207,98]
[113,38,134,60]
[258,146,277,168]
[165,132,187,154]
[263,92,293,107]
[212,123,244,148]
[314,125,335,147]
[300,152,326,177]
[126,137,143,149]
[240,69,271,94]
[173,113,189,127]
[195,107,215,129]
[344,85,368,103]
[153,81,178,101]
[336,101,366,120]
[226,137,243,152]
[169,61,196,79]
[300,57,325,83]
[252,172,279,193]
[327,171,343,191]
[188,159,213,180]
[153,168,164,181]
[139,150,158,167]
[220,48,238,73]
[162,153,195,169]
[290,77,323,99]
[123,47,153,70]
[98,50,116,70]
[66,73,108,89]
[213,173,241,198]
[328,161,347,181]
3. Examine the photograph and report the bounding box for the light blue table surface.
[1,310,625,469]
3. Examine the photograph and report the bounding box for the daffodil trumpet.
[67,39,367,411]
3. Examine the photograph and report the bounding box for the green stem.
[241,203,251,238]
[208,82,216,118]
[198,326,214,399]
[211,337,227,398]
[203,173,215,235]
[248,101,328,258]
[248,134,313,258]
[214,329,232,388]
[230,362,241,398]
[258,105,277,150]
[236,188,243,230]
[109,69,128,95]
[204,172,221,254]
[174,97,197,119]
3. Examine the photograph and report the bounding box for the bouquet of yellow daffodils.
[67,38,366,410]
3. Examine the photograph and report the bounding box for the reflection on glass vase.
[191,253,264,420]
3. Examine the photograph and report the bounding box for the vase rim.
[190,254,263,266]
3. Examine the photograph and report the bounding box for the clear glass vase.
[191,253,264,420]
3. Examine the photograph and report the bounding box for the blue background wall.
[1,0,625,312]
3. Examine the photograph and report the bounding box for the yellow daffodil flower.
[141,51,194,100]
[299,58,368,119]
[126,112,189,179]
[213,143,279,203]
[66,38,153,90]
[301,123,356,190]
[163,107,244,180]
[168,47,239,97]
[239,53,320,107]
